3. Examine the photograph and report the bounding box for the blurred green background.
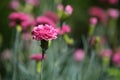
[0,0,120,51]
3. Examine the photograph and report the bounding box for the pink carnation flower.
[32,24,58,41]
[89,17,98,25]
[9,12,34,30]
[61,24,71,34]
[30,53,46,61]
[73,49,85,62]
[89,6,107,25]
[65,5,73,15]
[112,52,120,67]
[56,25,71,35]
[108,0,118,4]
[55,27,61,34]
[107,8,119,19]
[44,11,59,23]
[57,4,64,11]
[100,49,112,58]
[36,16,55,27]
[9,0,20,10]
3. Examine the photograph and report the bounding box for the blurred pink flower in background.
[56,24,71,35]
[9,12,34,30]
[32,24,58,41]
[21,15,35,30]
[61,24,71,34]
[25,0,39,6]
[57,4,64,11]
[55,27,61,34]
[9,12,28,21]
[22,32,31,41]
[36,16,55,27]
[108,0,118,4]
[1,49,12,60]
[89,6,107,25]
[30,53,46,61]
[89,17,98,26]
[44,11,59,23]
[100,49,112,58]
[65,5,73,15]
[107,8,119,19]
[9,0,20,10]
[73,49,85,62]
[112,52,120,67]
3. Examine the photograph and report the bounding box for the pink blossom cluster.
[100,49,112,58]
[57,24,71,35]
[35,11,59,27]
[9,0,20,10]
[112,52,120,67]
[30,53,46,61]
[65,5,73,15]
[9,12,34,30]
[99,0,118,5]
[107,8,119,19]
[32,24,58,41]
[36,16,55,27]
[89,17,98,26]
[89,6,107,25]
[57,4,73,15]
[108,0,119,4]
[44,11,59,24]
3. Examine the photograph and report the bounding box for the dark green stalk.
[40,40,48,80]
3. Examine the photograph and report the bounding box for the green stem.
[40,60,43,80]
[40,49,45,80]
[12,27,20,80]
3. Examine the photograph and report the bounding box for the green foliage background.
[0,0,120,50]
[0,0,120,79]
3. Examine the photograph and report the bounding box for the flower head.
[112,52,120,67]
[73,49,85,62]
[36,16,55,27]
[57,25,71,35]
[9,12,34,30]
[30,53,46,61]
[89,17,98,26]
[108,0,118,4]
[89,6,107,25]
[61,24,71,34]
[107,8,119,19]
[9,0,20,10]
[44,11,59,24]
[100,49,112,58]
[65,5,73,15]
[32,24,58,41]
[57,4,64,11]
